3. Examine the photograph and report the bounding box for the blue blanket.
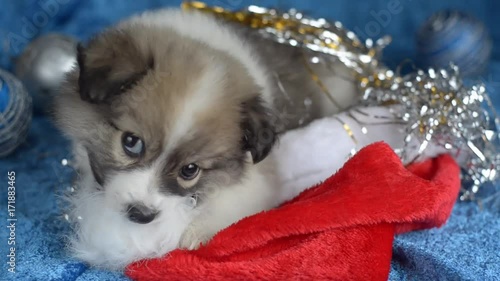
[0,1,499,280]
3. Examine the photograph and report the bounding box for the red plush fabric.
[126,142,460,281]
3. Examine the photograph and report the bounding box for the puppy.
[54,8,355,269]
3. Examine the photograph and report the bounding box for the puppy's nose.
[126,204,158,224]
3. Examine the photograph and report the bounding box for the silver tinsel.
[361,65,499,201]
[184,1,500,201]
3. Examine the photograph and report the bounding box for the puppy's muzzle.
[126,204,159,224]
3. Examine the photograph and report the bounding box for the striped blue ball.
[417,10,492,76]
[0,68,32,157]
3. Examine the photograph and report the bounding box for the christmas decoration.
[14,33,78,114]
[0,68,32,157]
[267,105,449,197]
[416,10,492,77]
[361,64,499,201]
[183,1,499,201]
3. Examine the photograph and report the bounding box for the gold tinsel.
[182,1,499,201]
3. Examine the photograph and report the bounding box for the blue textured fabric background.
[0,1,499,280]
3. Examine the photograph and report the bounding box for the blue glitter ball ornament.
[0,68,32,157]
[416,10,492,77]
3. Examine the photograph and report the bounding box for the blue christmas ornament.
[416,10,492,77]
[0,68,32,157]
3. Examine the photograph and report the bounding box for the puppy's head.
[55,24,277,225]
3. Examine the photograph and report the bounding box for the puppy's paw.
[178,227,211,250]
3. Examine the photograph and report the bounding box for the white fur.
[179,154,281,249]
[67,150,282,268]
[165,64,226,152]
[67,143,195,269]
[67,165,197,269]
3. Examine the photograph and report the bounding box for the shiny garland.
[183,1,499,201]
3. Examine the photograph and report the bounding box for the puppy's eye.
[122,132,144,157]
[179,163,200,180]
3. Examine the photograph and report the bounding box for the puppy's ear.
[77,43,110,103]
[241,96,278,164]
[76,31,153,104]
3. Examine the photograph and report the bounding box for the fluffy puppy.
[54,8,348,269]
